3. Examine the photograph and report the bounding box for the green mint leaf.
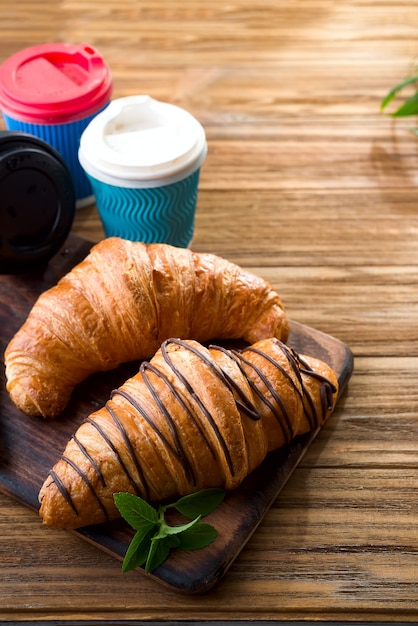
[165,534,181,549]
[113,492,159,530]
[159,514,202,537]
[381,75,418,111]
[115,489,226,574]
[122,526,156,573]
[170,488,226,518]
[177,522,218,550]
[145,536,171,573]
[391,92,418,117]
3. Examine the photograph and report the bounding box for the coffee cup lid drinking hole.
[0,43,112,124]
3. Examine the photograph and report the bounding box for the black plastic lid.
[0,130,75,274]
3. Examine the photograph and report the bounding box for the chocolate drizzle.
[48,469,78,517]
[105,402,150,500]
[62,455,110,521]
[230,348,296,443]
[46,337,337,521]
[295,352,337,425]
[73,433,106,487]
[139,361,203,485]
[85,415,142,496]
[161,339,235,476]
[112,373,198,492]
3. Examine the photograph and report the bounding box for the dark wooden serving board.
[0,234,354,594]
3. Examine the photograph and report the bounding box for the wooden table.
[1,0,418,622]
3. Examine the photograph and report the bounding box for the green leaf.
[381,74,418,111]
[158,514,202,537]
[177,523,218,550]
[390,92,418,117]
[145,536,171,572]
[165,534,181,549]
[113,492,159,530]
[170,488,226,518]
[115,489,225,574]
[121,526,156,573]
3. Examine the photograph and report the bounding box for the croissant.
[4,237,289,419]
[38,337,338,529]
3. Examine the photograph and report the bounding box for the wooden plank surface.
[1,0,418,621]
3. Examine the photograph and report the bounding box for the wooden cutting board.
[0,234,354,593]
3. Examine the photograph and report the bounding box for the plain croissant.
[4,237,289,419]
[38,337,338,529]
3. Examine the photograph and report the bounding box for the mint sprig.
[114,488,226,573]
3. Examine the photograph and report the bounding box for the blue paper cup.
[0,43,112,208]
[78,95,207,247]
[85,168,201,247]
[2,108,108,208]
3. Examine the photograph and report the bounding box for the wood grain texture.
[1,0,418,621]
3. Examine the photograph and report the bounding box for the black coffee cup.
[0,131,75,274]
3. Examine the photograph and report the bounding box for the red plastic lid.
[0,43,112,124]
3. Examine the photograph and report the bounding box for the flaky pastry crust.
[5,237,289,418]
[38,337,338,529]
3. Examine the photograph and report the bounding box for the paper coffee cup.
[0,43,112,207]
[78,95,207,247]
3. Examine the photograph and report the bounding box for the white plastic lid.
[78,95,207,188]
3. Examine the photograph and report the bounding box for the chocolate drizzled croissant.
[38,337,338,529]
[5,237,289,418]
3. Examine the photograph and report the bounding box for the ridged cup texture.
[88,169,201,247]
[3,107,108,203]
